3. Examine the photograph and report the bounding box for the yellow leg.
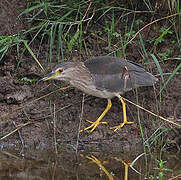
[80,99,112,133]
[121,160,131,180]
[86,155,114,180]
[110,97,134,132]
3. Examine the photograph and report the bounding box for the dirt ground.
[0,1,181,152]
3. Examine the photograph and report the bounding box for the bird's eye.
[57,69,63,73]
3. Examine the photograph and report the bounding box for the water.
[0,148,181,179]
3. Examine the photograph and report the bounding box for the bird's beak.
[37,71,57,83]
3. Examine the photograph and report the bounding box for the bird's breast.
[70,80,117,99]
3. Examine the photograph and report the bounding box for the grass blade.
[151,54,164,83]
[23,40,45,71]
[160,62,181,94]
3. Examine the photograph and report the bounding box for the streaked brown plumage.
[39,56,158,132]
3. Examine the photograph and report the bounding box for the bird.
[38,56,158,132]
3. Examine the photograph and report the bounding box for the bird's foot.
[110,121,134,132]
[80,120,108,133]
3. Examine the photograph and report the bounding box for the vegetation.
[0,0,181,179]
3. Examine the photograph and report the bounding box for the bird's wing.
[84,56,157,92]
[84,56,129,75]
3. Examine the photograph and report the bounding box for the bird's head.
[38,62,76,83]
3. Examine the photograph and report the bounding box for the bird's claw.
[80,120,108,133]
[86,120,108,125]
[110,121,134,132]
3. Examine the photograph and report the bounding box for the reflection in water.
[0,149,181,179]
[85,155,114,180]
[84,154,137,180]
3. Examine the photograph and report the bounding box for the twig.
[75,93,85,154]
[0,86,70,119]
[12,121,25,148]
[0,121,32,141]
[123,97,181,127]
[53,104,58,154]
[124,13,179,47]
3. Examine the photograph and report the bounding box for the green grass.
[0,34,24,62]
[1,1,181,178]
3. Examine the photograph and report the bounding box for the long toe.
[110,121,134,132]
[86,120,108,125]
[80,120,101,133]
[80,120,108,133]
